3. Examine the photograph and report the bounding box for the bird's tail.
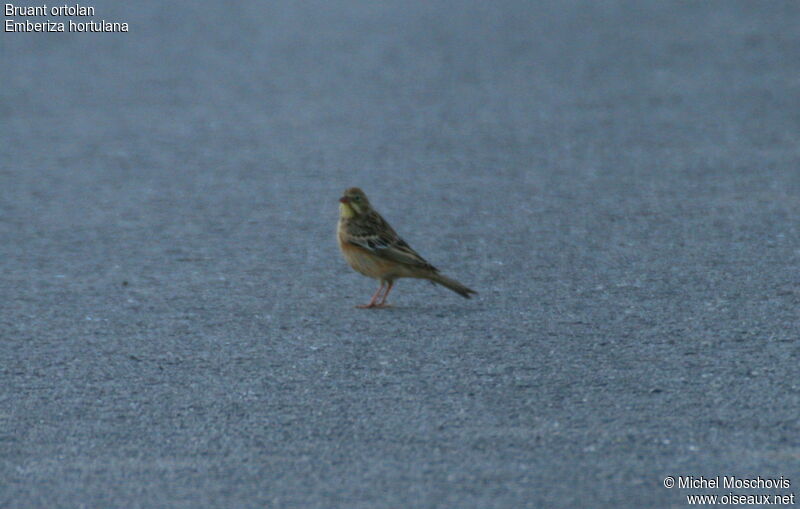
[429,273,477,299]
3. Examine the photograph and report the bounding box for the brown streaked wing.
[344,211,437,271]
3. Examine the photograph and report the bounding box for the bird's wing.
[345,211,437,271]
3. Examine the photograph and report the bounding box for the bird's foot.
[356,302,391,309]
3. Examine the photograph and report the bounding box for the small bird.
[337,187,476,308]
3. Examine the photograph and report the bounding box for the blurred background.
[2,1,799,507]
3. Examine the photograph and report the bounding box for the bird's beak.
[339,196,350,203]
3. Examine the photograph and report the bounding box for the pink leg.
[376,281,394,307]
[357,282,386,309]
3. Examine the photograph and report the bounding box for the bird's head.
[339,187,370,217]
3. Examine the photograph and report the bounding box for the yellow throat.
[339,202,356,218]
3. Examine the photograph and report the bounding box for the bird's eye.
[353,196,361,202]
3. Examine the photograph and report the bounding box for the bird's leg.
[376,281,394,307]
[357,282,386,309]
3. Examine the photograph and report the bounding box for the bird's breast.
[338,223,395,280]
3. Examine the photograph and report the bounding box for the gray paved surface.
[2,1,800,507]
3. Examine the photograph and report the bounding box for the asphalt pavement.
[2,1,799,507]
